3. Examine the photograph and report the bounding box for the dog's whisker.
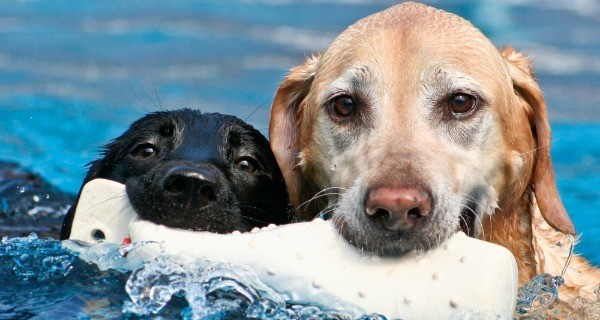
[458,213,472,236]
[458,204,486,239]
[151,79,164,112]
[239,214,271,225]
[518,142,551,157]
[296,187,347,210]
[473,212,485,239]
[311,187,348,200]
[138,79,162,112]
[128,81,153,114]
[287,162,302,176]
[244,98,270,122]
[318,204,337,216]
[458,193,486,212]
[83,194,129,214]
[106,199,136,226]
[296,192,341,210]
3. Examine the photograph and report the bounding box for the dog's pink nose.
[365,186,431,231]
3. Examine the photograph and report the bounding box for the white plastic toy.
[69,179,136,244]
[68,178,518,319]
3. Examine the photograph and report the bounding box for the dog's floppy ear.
[500,46,575,235]
[269,55,320,220]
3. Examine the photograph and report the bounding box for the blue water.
[0,235,387,319]
[0,0,599,318]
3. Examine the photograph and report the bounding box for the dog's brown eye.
[235,159,258,173]
[449,93,476,115]
[332,95,356,117]
[131,144,156,159]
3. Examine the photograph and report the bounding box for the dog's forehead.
[311,2,514,119]
[351,2,471,34]
[176,113,231,145]
[321,2,508,84]
[172,111,238,136]
[173,111,269,152]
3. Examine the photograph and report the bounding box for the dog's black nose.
[162,165,219,206]
[365,186,431,232]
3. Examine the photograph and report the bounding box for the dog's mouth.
[125,165,247,234]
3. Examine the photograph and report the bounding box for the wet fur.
[61,109,293,239]
[269,2,599,305]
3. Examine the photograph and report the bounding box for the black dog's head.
[60,109,293,239]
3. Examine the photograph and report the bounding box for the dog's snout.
[365,186,431,231]
[162,166,219,205]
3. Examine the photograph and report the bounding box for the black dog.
[60,109,293,239]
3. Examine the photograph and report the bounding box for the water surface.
[0,3,598,318]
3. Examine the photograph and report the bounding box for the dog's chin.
[333,215,437,255]
[332,187,456,256]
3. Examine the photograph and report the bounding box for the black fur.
[60,109,293,239]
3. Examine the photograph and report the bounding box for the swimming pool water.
[0,234,573,319]
[1,1,598,264]
[551,124,600,265]
[0,0,599,318]
[0,234,388,319]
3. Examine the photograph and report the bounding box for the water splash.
[8,233,587,319]
[121,255,377,319]
[0,234,131,319]
[514,236,585,319]
[63,238,163,272]
[1,234,390,319]
[514,273,584,319]
[1,233,75,281]
[124,255,188,315]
